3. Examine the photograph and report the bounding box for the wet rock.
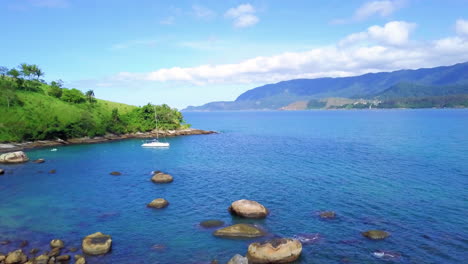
[0,254,5,262]
[227,254,248,264]
[247,238,302,263]
[33,159,45,164]
[0,151,29,164]
[229,200,268,218]
[200,220,224,228]
[319,211,336,219]
[109,171,121,176]
[5,249,28,264]
[0,240,11,245]
[48,247,61,257]
[147,198,169,209]
[29,248,39,255]
[56,255,70,262]
[82,232,112,255]
[0,169,4,175]
[34,254,49,264]
[362,230,390,240]
[49,169,56,174]
[19,240,28,248]
[75,256,86,264]
[151,172,173,183]
[68,247,78,252]
[48,257,55,264]
[50,239,65,249]
[213,224,265,238]
[74,255,83,261]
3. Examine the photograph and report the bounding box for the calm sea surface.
[0,110,467,263]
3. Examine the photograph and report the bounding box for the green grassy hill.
[0,64,188,142]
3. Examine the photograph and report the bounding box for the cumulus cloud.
[339,21,416,46]
[333,0,405,24]
[455,18,468,37]
[105,20,468,86]
[225,4,259,28]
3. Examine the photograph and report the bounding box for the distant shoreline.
[0,128,216,153]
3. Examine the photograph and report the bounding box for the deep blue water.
[0,110,467,263]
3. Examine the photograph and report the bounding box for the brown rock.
[29,248,39,255]
[200,220,224,228]
[50,239,65,249]
[68,247,78,252]
[33,254,49,264]
[56,255,70,262]
[82,232,112,255]
[247,238,302,263]
[151,172,173,183]
[229,199,268,218]
[213,224,265,238]
[362,230,390,240]
[48,247,61,257]
[147,198,169,209]
[0,254,5,262]
[33,159,45,163]
[5,249,28,264]
[0,151,29,164]
[109,171,121,176]
[75,256,86,264]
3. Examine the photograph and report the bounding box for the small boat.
[141,105,170,148]
[50,148,58,152]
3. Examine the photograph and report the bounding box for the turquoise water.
[0,110,467,263]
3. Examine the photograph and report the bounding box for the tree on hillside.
[85,89,95,103]
[0,79,19,109]
[19,63,33,80]
[31,65,44,80]
[0,66,8,78]
[61,88,86,103]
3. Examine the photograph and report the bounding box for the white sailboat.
[141,107,170,148]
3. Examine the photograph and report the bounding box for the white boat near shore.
[141,106,170,148]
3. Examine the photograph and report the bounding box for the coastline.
[0,128,216,153]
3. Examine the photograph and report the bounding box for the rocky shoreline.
[0,128,216,153]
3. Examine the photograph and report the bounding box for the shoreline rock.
[82,232,112,255]
[0,151,29,164]
[0,128,216,153]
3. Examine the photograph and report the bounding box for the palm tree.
[19,63,32,80]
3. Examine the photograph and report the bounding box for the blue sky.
[1,0,468,108]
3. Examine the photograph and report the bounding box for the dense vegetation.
[185,62,468,111]
[0,64,188,142]
[332,95,468,109]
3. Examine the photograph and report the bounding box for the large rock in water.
[5,249,28,264]
[362,230,390,240]
[0,151,29,164]
[227,254,249,264]
[82,232,112,255]
[147,198,169,208]
[247,238,302,263]
[151,171,173,183]
[229,199,268,218]
[213,224,265,238]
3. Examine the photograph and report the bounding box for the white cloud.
[455,18,468,37]
[333,0,405,24]
[160,16,175,25]
[225,4,259,28]
[192,5,216,19]
[105,20,468,86]
[340,21,416,46]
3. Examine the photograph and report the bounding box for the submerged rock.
[19,240,28,248]
[362,230,390,240]
[33,159,45,163]
[213,224,265,238]
[55,255,70,262]
[0,151,29,164]
[109,171,121,176]
[247,238,302,263]
[151,172,173,183]
[319,211,336,219]
[82,232,112,255]
[147,198,169,209]
[229,199,268,218]
[29,248,39,255]
[50,239,64,249]
[200,220,224,228]
[49,169,56,174]
[48,247,60,257]
[227,254,248,264]
[5,249,28,264]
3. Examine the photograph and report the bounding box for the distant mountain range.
[183,62,468,111]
